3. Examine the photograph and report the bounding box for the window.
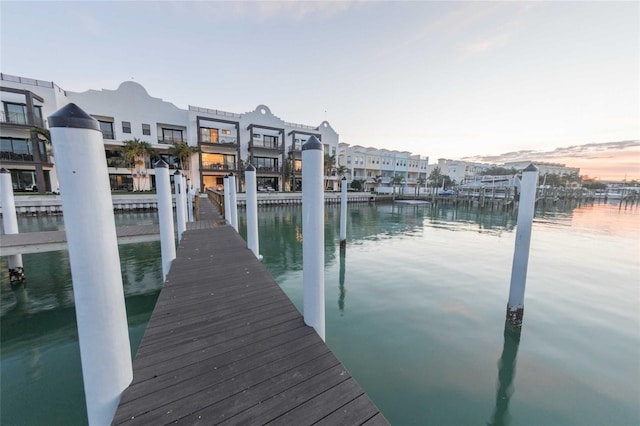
[98,121,114,139]
[253,156,279,172]
[122,121,131,134]
[221,129,232,135]
[202,153,235,170]
[263,135,279,148]
[200,127,219,143]
[142,123,151,136]
[162,128,183,143]
[4,103,28,124]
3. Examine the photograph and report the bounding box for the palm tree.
[391,174,404,196]
[122,138,155,191]
[336,165,348,177]
[324,154,336,190]
[168,141,200,180]
[416,176,426,197]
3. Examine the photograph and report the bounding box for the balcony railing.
[202,163,235,171]
[250,139,281,150]
[0,111,44,127]
[255,166,282,173]
[289,143,302,152]
[201,136,238,145]
[158,138,186,145]
[0,150,51,163]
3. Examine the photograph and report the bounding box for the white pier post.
[507,163,539,326]
[174,170,186,242]
[187,178,194,222]
[302,136,325,340]
[155,160,176,280]
[0,168,24,283]
[340,176,348,248]
[245,164,260,259]
[180,174,188,226]
[223,175,231,225]
[48,103,132,426]
[228,172,238,232]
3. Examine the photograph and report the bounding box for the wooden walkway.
[112,199,388,425]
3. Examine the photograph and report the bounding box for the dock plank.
[113,199,388,425]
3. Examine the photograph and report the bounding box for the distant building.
[503,161,579,177]
[0,73,339,192]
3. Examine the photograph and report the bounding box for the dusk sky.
[1,1,638,180]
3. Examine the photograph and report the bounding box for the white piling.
[187,178,194,222]
[507,163,539,326]
[302,136,325,340]
[180,174,188,226]
[48,103,132,426]
[174,170,186,242]
[223,175,231,225]
[245,164,260,259]
[340,176,348,247]
[155,160,176,280]
[228,172,238,232]
[0,168,24,283]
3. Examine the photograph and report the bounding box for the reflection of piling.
[340,176,348,247]
[11,281,29,315]
[488,321,522,426]
[506,164,538,326]
[228,172,238,232]
[302,136,325,340]
[0,168,24,283]
[339,246,346,313]
[245,164,260,259]
[49,103,132,426]
[174,170,186,242]
[155,161,176,280]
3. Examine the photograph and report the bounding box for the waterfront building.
[0,73,339,192]
[503,161,579,177]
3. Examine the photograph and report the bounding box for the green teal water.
[1,202,639,425]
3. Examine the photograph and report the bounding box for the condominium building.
[0,73,340,192]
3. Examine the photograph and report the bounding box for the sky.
[1,1,639,180]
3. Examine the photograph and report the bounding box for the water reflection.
[338,247,346,314]
[487,321,523,426]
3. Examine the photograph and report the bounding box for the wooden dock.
[112,200,388,425]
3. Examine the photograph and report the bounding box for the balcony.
[255,166,282,173]
[250,139,281,151]
[158,138,186,145]
[200,136,238,146]
[202,163,235,171]
[0,150,51,164]
[289,143,302,152]
[0,111,44,127]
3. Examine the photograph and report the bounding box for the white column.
[186,178,194,222]
[223,175,231,225]
[302,136,325,340]
[340,176,348,247]
[507,163,539,326]
[245,164,260,259]
[48,103,131,426]
[0,168,24,282]
[174,171,186,242]
[155,160,176,280]
[181,174,188,227]
[228,172,238,232]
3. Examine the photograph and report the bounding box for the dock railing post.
[245,164,260,259]
[187,178,194,222]
[229,172,238,232]
[174,170,186,242]
[223,175,230,224]
[302,135,325,340]
[48,103,132,426]
[155,160,176,280]
[506,163,538,326]
[340,176,348,247]
[181,174,188,225]
[0,168,25,283]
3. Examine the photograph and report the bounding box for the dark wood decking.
[112,200,388,425]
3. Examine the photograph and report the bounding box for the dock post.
[223,175,230,224]
[302,136,325,340]
[174,170,186,242]
[48,103,132,426]
[340,176,348,248]
[0,168,25,283]
[228,172,238,232]
[506,163,538,326]
[181,174,188,225]
[187,178,194,222]
[155,160,176,280]
[245,164,260,259]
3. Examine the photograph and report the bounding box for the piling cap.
[246,164,255,172]
[174,169,181,176]
[0,168,9,174]
[523,163,538,172]
[154,160,168,168]
[302,135,322,151]
[48,103,100,131]
[342,176,347,181]
[229,172,234,177]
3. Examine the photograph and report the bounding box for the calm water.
[1,202,639,425]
